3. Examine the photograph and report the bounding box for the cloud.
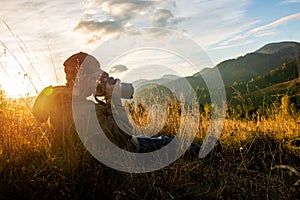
[281,0,300,4]
[251,12,300,33]
[215,12,300,49]
[74,0,186,40]
[93,0,154,21]
[153,9,174,27]
[109,64,128,74]
[152,9,186,27]
[74,20,124,35]
[168,0,253,50]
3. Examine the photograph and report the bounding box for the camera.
[95,71,134,99]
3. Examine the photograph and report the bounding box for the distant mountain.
[136,41,300,89]
[132,41,300,110]
[255,41,300,55]
[133,74,180,90]
[160,74,180,80]
[200,41,300,85]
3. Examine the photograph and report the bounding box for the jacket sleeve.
[95,98,133,150]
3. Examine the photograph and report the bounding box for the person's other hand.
[105,79,121,97]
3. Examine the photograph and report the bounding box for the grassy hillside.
[1,94,300,199]
[226,56,300,113]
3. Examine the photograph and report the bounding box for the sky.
[0,0,300,97]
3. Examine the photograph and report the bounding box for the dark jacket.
[95,98,133,150]
[32,85,74,133]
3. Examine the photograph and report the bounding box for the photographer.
[33,52,213,156]
[71,52,175,153]
[75,52,213,156]
[32,52,172,152]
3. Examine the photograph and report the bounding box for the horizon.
[1,0,300,98]
[0,39,299,99]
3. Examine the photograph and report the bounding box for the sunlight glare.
[0,72,37,98]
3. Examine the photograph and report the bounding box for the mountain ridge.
[209,41,300,85]
[135,41,300,111]
[255,41,300,55]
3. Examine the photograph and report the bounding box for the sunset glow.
[0,0,300,98]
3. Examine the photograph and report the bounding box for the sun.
[1,80,27,99]
[0,73,37,98]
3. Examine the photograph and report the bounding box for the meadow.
[0,95,300,200]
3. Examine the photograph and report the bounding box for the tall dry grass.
[0,93,300,199]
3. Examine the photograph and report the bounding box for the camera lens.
[120,83,134,99]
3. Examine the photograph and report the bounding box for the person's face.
[73,69,103,97]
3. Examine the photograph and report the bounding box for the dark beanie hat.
[63,52,101,77]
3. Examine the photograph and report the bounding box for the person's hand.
[105,79,122,97]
